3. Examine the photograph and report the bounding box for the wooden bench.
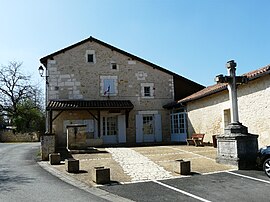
[186,134,205,147]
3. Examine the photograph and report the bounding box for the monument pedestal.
[216,122,258,169]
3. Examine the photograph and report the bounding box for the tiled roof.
[47,100,134,110]
[164,64,270,108]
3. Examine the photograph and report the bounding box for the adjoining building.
[164,65,270,147]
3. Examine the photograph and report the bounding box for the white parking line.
[153,180,212,202]
[227,171,270,184]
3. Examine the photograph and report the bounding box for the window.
[223,109,231,128]
[86,50,96,63]
[144,86,151,97]
[87,54,94,63]
[141,83,154,98]
[110,62,118,70]
[143,115,154,135]
[100,76,118,96]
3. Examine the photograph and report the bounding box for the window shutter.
[154,114,162,142]
[103,79,115,94]
[109,79,115,94]
[118,115,126,143]
[136,114,143,143]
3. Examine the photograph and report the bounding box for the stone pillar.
[40,133,55,161]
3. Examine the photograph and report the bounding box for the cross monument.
[215,60,258,169]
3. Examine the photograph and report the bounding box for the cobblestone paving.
[106,147,173,182]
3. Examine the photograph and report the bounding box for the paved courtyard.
[49,145,236,187]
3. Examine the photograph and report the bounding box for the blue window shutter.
[136,114,143,143]
[103,79,115,94]
[109,79,115,94]
[118,115,126,143]
[154,114,162,142]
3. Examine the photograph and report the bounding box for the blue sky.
[0,0,269,87]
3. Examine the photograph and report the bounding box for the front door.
[136,113,162,143]
[143,115,155,142]
[102,116,118,144]
[170,112,187,142]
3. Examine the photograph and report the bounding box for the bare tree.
[0,61,35,124]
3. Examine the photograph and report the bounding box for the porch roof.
[46,100,134,110]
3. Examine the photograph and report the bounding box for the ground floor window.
[143,115,154,135]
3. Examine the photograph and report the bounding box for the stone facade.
[186,74,270,147]
[40,37,203,147]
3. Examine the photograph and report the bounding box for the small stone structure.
[67,124,87,150]
[65,159,80,173]
[92,167,110,184]
[41,133,55,161]
[49,153,61,165]
[174,160,191,175]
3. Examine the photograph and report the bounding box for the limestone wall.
[0,131,39,142]
[187,75,270,147]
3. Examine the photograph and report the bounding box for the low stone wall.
[0,131,40,142]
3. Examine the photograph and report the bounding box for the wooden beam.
[52,110,64,122]
[87,110,98,121]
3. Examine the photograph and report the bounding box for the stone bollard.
[49,153,61,165]
[65,159,79,173]
[174,160,191,175]
[92,166,110,184]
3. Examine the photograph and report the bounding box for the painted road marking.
[153,180,212,202]
[227,171,270,184]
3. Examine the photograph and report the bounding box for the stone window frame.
[110,61,119,71]
[141,83,154,98]
[86,50,96,64]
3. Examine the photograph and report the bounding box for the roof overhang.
[46,100,134,111]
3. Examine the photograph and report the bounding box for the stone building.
[40,36,204,148]
[165,65,270,147]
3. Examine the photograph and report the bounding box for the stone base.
[216,123,258,170]
[92,167,110,184]
[49,153,61,165]
[174,160,191,175]
[65,159,79,173]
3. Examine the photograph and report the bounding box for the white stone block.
[60,75,71,79]
[65,81,74,86]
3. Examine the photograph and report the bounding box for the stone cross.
[215,60,248,124]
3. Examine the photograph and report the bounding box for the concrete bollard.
[92,166,110,184]
[65,159,79,173]
[49,153,61,165]
[174,160,191,175]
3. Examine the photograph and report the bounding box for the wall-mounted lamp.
[38,65,49,84]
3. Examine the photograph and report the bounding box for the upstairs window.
[144,86,151,97]
[141,83,154,98]
[86,50,96,63]
[87,54,94,63]
[100,76,118,96]
[110,62,118,70]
